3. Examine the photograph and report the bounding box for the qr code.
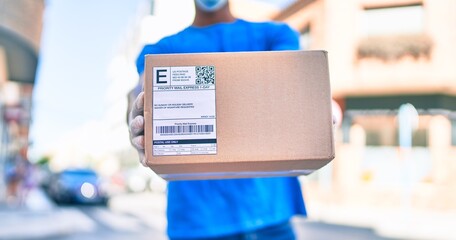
[195,66,215,85]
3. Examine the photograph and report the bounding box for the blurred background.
[0,0,455,239]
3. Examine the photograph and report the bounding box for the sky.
[261,0,295,8]
[29,0,296,160]
[29,0,144,158]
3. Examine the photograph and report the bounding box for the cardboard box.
[144,50,334,180]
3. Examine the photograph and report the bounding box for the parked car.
[47,168,108,205]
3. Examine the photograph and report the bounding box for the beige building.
[273,0,456,214]
[0,0,44,201]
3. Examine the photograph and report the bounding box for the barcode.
[156,125,214,134]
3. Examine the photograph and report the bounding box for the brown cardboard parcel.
[144,50,334,180]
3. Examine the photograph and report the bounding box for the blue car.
[47,169,108,205]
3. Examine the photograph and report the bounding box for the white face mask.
[195,0,228,12]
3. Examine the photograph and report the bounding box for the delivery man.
[128,1,307,239]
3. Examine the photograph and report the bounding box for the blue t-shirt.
[136,19,306,239]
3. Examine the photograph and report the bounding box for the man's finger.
[131,92,144,118]
[138,151,147,167]
[130,115,144,137]
[131,135,145,150]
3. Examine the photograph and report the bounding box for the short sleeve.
[136,45,156,75]
[268,23,300,51]
[135,42,166,75]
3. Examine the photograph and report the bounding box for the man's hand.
[129,92,146,166]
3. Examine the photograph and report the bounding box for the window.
[453,120,456,146]
[361,4,424,36]
[0,47,7,82]
[355,115,429,147]
[358,4,430,60]
[300,26,311,50]
[150,0,155,15]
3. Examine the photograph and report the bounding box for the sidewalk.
[0,188,96,240]
[307,201,456,240]
[2,189,455,240]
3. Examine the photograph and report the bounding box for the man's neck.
[192,4,236,27]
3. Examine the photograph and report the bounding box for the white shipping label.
[152,66,217,156]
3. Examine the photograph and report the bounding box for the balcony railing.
[357,34,432,61]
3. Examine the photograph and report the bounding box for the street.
[51,207,388,240]
[0,190,389,240]
[48,205,167,240]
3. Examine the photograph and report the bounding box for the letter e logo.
[153,67,170,86]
